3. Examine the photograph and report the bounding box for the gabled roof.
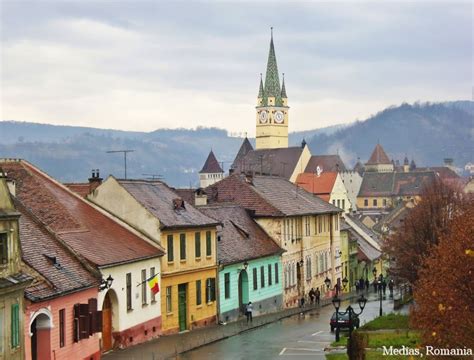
[358,171,437,197]
[1,160,164,267]
[295,172,338,196]
[305,155,347,173]
[118,179,219,229]
[358,172,395,197]
[231,137,254,170]
[232,147,303,179]
[17,201,98,301]
[206,174,341,217]
[199,204,283,265]
[199,150,223,174]
[344,214,382,261]
[366,144,391,165]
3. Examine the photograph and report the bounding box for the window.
[306,256,312,279]
[141,269,147,305]
[275,263,279,284]
[314,254,318,276]
[59,309,65,348]
[268,264,272,286]
[335,215,339,231]
[260,266,265,288]
[167,234,174,262]
[337,199,340,208]
[206,231,212,256]
[195,232,201,258]
[383,199,387,207]
[318,216,322,233]
[11,303,19,348]
[304,216,310,236]
[342,199,345,210]
[206,278,216,302]
[0,233,7,265]
[253,268,258,290]
[373,199,378,207]
[150,267,156,302]
[180,233,186,260]
[0,306,4,353]
[224,273,230,299]
[196,280,202,306]
[332,200,336,205]
[166,286,172,312]
[284,264,288,288]
[319,253,324,273]
[126,273,132,310]
[364,199,368,207]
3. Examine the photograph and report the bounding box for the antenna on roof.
[142,174,163,180]
[106,149,135,179]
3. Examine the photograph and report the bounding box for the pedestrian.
[365,278,370,293]
[382,280,387,296]
[359,278,365,291]
[315,287,321,305]
[388,279,394,298]
[373,280,378,293]
[245,302,253,324]
[300,296,305,308]
[355,281,359,294]
[309,288,315,304]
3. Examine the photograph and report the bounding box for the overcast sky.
[1,1,472,135]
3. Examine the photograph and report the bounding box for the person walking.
[365,278,370,293]
[315,287,321,305]
[309,288,315,304]
[388,279,394,298]
[245,302,253,324]
[382,279,387,296]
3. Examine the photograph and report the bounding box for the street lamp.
[324,277,331,291]
[342,277,349,291]
[377,276,383,316]
[332,294,367,357]
[99,275,114,291]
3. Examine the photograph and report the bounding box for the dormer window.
[0,233,7,265]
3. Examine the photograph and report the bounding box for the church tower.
[256,29,289,149]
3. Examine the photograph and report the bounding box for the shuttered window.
[260,266,265,288]
[0,233,7,265]
[268,264,272,286]
[73,298,102,343]
[253,268,258,290]
[206,231,212,256]
[141,269,147,305]
[167,234,174,262]
[180,233,186,260]
[195,232,201,258]
[196,280,202,306]
[206,278,216,302]
[126,273,132,310]
[10,303,19,348]
[224,273,230,299]
[59,309,65,348]
[275,263,279,284]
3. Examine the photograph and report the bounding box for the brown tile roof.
[173,188,196,206]
[231,147,303,179]
[1,160,164,267]
[199,150,223,174]
[415,166,459,180]
[393,172,437,196]
[118,180,219,229]
[358,171,437,197]
[64,183,90,198]
[295,172,338,196]
[304,155,347,173]
[366,144,391,165]
[206,174,341,217]
[17,201,98,301]
[199,204,283,265]
[231,137,253,170]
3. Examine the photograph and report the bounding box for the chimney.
[88,169,103,193]
[244,172,253,184]
[443,158,455,171]
[173,198,185,210]
[194,188,208,206]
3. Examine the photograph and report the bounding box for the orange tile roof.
[295,172,338,196]
[2,160,164,267]
[366,144,391,165]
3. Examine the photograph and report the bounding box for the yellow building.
[256,29,289,149]
[88,177,219,334]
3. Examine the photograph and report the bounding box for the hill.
[0,101,472,186]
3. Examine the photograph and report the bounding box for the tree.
[383,177,468,285]
[410,201,474,349]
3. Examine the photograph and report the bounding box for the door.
[31,319,37,360]
[178,284,187,332]
[238,270,249,313]
[102,293,112,352]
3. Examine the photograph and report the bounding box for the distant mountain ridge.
[1,101,472,186]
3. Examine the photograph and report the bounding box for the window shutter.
[94,311,103,333]
[211,278,216,301]
[205,278,209,303]
[88,298,97,312]
[73,317,80,343]
[79,315,90,339]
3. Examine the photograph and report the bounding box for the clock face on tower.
[259,110,268,124]
[274,111,284,124]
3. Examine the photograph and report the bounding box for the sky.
[1,1,472,136]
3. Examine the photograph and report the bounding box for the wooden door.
[178,284,187,332]
[102,293,112,352]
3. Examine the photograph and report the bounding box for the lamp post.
[342,277,349,292]
[324,276,331,295]
[377,276,383,317]
[99,275,114,291]
[332,295,367,357]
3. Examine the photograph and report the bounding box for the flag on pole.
[148,275,160,295]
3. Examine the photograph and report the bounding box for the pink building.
[18,202,101,360]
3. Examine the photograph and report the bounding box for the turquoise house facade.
[219,255,283,322]
[200,204,284,323]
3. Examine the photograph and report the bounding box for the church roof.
[366,144,391,165]
[263,30,282,106]
[231,137,254,170]
[199,150,223,174]
[305,155,347,173]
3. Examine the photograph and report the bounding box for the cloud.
[1,1,471,133]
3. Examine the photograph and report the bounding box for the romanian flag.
[148,275,160,295]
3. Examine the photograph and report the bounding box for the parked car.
[330,312,360,332]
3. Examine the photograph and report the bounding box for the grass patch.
[367,331,420,348]
[325,353,348,360]
[360,313,409,330]
[330,335,348,347]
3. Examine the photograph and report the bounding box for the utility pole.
[106,150,134,179]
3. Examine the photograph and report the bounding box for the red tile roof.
[64,183,90,198]
[295,172,338,196]
[1,160,164,267]
[366,144,391,165]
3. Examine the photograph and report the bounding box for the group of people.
[355,276,395,297]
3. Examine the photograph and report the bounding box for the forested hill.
[1,101,472,186]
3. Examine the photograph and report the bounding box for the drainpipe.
[329,214,336,294]
[215,230,221,324]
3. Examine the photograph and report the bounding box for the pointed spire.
[258,73,264,98]
[263,27,282,106]
[281,73,287,98]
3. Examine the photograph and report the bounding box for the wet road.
[178,294,404,360]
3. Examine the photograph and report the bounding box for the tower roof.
[200,150,224,174]
[281,73,287,98]
[258,73,264,98]
[263,29,282,106]
[231,137,254,170]
[366,144,391,165]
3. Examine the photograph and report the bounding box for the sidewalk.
[104,291,359,360]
